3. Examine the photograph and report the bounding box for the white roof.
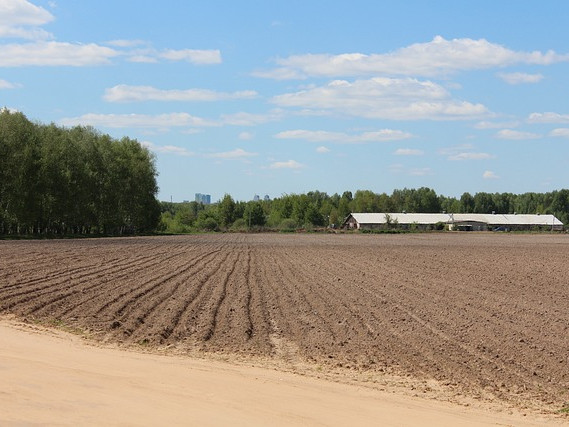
[349,213,563,226]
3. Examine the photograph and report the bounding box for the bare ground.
[1,316,564,426]
[1,233,568,418]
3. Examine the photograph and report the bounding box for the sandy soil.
[1,233,569,421]
[0,317,564,426]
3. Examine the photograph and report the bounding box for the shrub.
[279,218,297,232]
[197,217,218,232]
[231,218,248,231]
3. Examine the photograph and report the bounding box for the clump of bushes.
[279,218,297,232]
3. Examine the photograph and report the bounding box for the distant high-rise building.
[264,195,270,201]
[253,194,260,202]
[195,193,211,204]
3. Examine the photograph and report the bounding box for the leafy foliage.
[160,187,569,233]
[0,110,160,236]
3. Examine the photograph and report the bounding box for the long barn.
[343,212,564,231]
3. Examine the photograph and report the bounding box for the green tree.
[304,203,325,226]
[243,202,266,227]
[218,194,236,229]
[459,192,475,213]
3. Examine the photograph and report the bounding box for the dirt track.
[1,233,568,414]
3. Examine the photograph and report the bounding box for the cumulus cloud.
[112,46,223,65]
[0,0,54,40]
[104,85,257,102]
[106,39,148,48]
[439,144,494,160]
[393,148,424,156]
[528,112,569,123]
[158,49,221,64]
[205,148,258,159]
[0,78,19,89]
[474,120,520,129]
[495,129,541,139]
[447,152,494,161]
[220,110,284,126]
[60,110,284,130]
[0,3,222,67]
[483,170,500,179]
[238,131,254,140]
[275,128,412,143]
[141,141,194,157]
[316,146,330,153]
[59,112,218,129]
[257,36,569,79]
[251,67,307,80]
[549,128,569,137]
[269,160,304,169]
[0,41,223,67]
[0,41,119,66]
[497,72,543,84]
[272,77,489,120]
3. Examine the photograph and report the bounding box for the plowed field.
[1,233,568,413]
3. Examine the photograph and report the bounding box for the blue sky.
[2,1,569,202]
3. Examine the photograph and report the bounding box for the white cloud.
[0,0,53,26]
[549,128,569,137]
[59,112,218,129]
[159,49,221,64]
[269,160,304,169]
[316,146,330,153]
[0,79,19,89]
[257,36,569,79]
[0,0,54,40]
[106,39,148,48]
[439,144,494,160]
[0,41,119,66]
[474,120,520,129]
[393,148,424,156]
[141,141,194,157]
[439,143,473,153]
[238,131,254,140]
[126,55,157,63]
[275,128,412,143]
[483,170,500,179]
[0,41,223,67]
[251,67,307,80]
[0,25,52,40]
[181,128,203,135]
[495,129,541,139]
[206,148,258,159]
[497,72,543,85]
[447,152,494,161]
[528,112,569,123]
[104,85,257,102]
[272,77,489,120]
[220,110,284,126]
[60,110,284,130]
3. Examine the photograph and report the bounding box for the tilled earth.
[1,233,568,413]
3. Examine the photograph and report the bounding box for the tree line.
[2,109,567,236]
[160,187,569,232]
[0,110,160,236]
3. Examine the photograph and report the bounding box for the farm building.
[342,212,564,231]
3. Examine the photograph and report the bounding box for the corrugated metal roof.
[348,213,563,226]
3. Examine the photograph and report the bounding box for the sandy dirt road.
[0,318,563,427]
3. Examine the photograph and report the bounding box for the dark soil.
[1,233,568,413]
